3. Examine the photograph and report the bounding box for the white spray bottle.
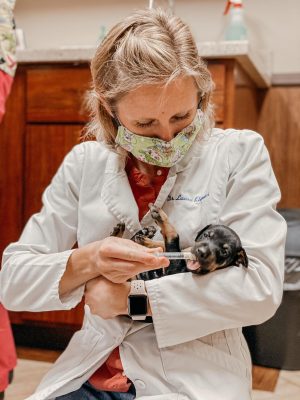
[223,0,247,41]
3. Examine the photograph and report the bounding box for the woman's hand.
[60,236,169,298]
[84,236,169,283]
[84,276,131,319]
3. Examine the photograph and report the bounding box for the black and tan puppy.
[187,223,248,275]
[110,204,248,281]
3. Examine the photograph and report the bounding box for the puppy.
[110,204,248,280]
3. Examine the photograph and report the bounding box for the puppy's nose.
[196,243,211,259]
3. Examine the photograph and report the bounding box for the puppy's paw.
[139,225,157,238]
[133,235,164,250]
[133,234,146,245]
[110,222,125,237]
[149,203,164,224]
[145,225,157,238]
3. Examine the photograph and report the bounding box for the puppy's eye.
[205,231,214,238]
[221,247,229,256]
[203,232,209,238]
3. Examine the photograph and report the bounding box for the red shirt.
[0,70,13,123]
[0,304,17,391]
[89,158,169,391]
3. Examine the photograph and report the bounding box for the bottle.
[149,0,175,14]
[97,25,107,44]
[223,0,247,41]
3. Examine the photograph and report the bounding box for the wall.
[14,0,300,79]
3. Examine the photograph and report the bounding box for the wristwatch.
[127,280,148,320]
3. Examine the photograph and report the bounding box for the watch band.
[129,280,147,296]
[128,280,148,321]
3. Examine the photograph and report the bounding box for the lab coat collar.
[169,137,203,174]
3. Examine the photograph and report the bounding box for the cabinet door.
[207,62,226,126]
[21,124,84,326]
[27,66,91,123]
[24,124,82,222]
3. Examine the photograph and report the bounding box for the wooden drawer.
[27,67,91,123]
[207,63,226,123]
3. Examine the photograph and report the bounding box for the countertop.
[16,40,271,88]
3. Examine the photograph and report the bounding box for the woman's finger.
[135,256,169,274]
[100,241,164,264]
[146,247,164,253]
[102,256,169,276]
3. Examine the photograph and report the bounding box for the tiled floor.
[4,359,300,400]
[5,359,53,400]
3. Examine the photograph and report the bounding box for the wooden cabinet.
[24,124,83,222]
[0,59,260,337]
[27,67,91,123]
[0,65,91,330]
[208,63,226,125]
[257,87,300,208]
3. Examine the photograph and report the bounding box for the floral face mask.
[115,109,204,168]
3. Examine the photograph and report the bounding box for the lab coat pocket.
[195,329,251,381]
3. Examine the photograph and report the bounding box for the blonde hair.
[84,8,214,146]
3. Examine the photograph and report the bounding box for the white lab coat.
[0,128,287,400]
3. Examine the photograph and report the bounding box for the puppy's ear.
[195,224,212,241]
[234,248,248,268]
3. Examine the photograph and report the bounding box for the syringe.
[153,252,197,261]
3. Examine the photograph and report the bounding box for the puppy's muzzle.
[195,242,211,261]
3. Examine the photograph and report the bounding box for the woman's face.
[115,75,199,142]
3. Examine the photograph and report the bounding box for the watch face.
[128,295,148,316]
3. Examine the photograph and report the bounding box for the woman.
[0,8,286,400]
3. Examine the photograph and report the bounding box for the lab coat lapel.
[140,173,177,227]
[101,151,142,237]
[141,141,201,225]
